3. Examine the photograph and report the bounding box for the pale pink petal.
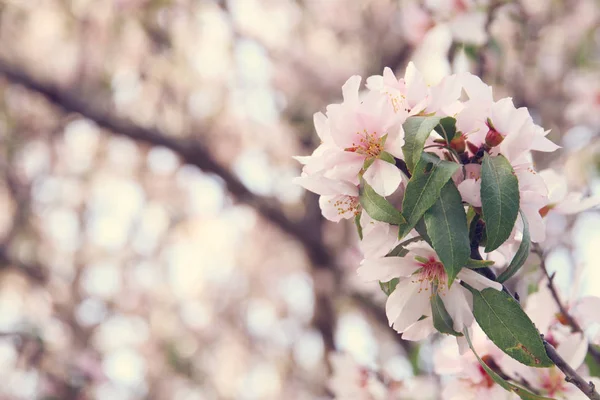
[293,175,357,196]
[573,296,600,327]
[556,332,587,370]
[402,317,435,341]
[313,112,331,143]
[458,268,503,291]
[405,62,429,110]
[442,285,475,332]
[457,178,482,207]
[386,279,417,325]
[392,290,431,332]
[521,204,546,243]
[357,257,418,282]
[363,159,402,196]
[531,132,560,152]
[319,194,358,222]
[342,75,361,108]
[524,282,558,334]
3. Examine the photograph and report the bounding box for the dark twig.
[543,339,600,400]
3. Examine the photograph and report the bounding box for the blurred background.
[0,0,598,399]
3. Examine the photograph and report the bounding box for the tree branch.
[543,339,600,400]
[0,59,333,268]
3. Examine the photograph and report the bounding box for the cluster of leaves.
[359,116,556,399]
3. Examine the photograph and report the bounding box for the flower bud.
[450,133,466,154]
[485,128,505,148]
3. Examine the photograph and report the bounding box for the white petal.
[342,75,361,108]
[458,268,502,291]
[385,279,416,325]
[557,332,588,370]
[442,285,475,332]
[392,289,431,332]
[522,204,546,243]
[357,257,418,282]
[363,159,402,196]
[457,178,482,207]
[293,175,357,196]
[313,112,331,143]
[402,317,435,341]
[531,133,560,152]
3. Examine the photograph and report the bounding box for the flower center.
[346,130,385,158]
[330,195,360,217]
[413,256,447,293]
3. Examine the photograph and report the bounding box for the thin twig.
[543,339,600,400]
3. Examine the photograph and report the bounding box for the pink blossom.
[357,242,502,339]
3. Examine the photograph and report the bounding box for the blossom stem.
[543,338,600,400]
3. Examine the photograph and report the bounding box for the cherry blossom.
[357,242,502,339]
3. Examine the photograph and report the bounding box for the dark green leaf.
[424,180,470,285]
[434,116,457,142]
[466,259,496,268]
[379,278,399,296]
[431,285,463,336]
[497,210,530,283]
[360,181,407,225]
[402,116,443,172]
[399,153,459,238]
[414,218,433,247]
[379,151,396,164]
[472,288,553,367]
[480,154,520,252]
[464,330,556,399]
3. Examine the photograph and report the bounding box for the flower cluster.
[295,63,600,399]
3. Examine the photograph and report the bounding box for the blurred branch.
[0,59,333,269]
[533,244,600,366]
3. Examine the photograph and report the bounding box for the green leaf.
[480,154,520,252]
[431,285,463,336]
[379,278,399,296]
[434,116,457,142]
[472,288,553,367]
[414,218,433,247]
[360,181,407,225]
[379,151,396,164]
[585,348,600,378]
[497,210,530,283]
[464,329,556,400]
[354,212,363,241]
[510,386,556,400]
[466,259,496,268]
[424,180,469,285]
[402,116,443,172]
[399,153,459,238]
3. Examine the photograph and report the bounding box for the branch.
[0,59,333,268]
[543,339,600,400]
[533,244,600,366]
